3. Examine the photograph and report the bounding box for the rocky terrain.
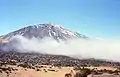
[0,51,120,77]
[0,51,120,67]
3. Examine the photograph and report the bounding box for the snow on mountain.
[1,23,88,41]
[0,23,88,52]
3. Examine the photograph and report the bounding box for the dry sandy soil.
[0,65,120,77]
[0,65,74,77]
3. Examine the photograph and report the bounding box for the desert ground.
[0,65,72,77]
[0,51,120,77]
[0,64,120,77]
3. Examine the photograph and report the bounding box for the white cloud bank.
[10,35,120,62]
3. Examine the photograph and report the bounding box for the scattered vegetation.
[0,51,120,77]
[43,69,47,72]
[65,73,72,77]
[0,51,120,67]
[36,68,41,71]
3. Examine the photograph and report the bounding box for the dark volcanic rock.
[0,51,120,67]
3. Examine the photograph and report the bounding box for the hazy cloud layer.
[10,35,120,62]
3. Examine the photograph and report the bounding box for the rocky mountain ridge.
[1,23,88,41]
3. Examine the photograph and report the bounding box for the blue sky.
[0,0,120,39]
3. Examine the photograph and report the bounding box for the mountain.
[0,23,88,52]
[1,23,88,41]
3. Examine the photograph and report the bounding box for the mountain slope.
[0,23,88,52]
[1,23,88,41]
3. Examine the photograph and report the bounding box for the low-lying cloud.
[10,35,120,62]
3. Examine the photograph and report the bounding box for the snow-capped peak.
[1,23,88,41]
